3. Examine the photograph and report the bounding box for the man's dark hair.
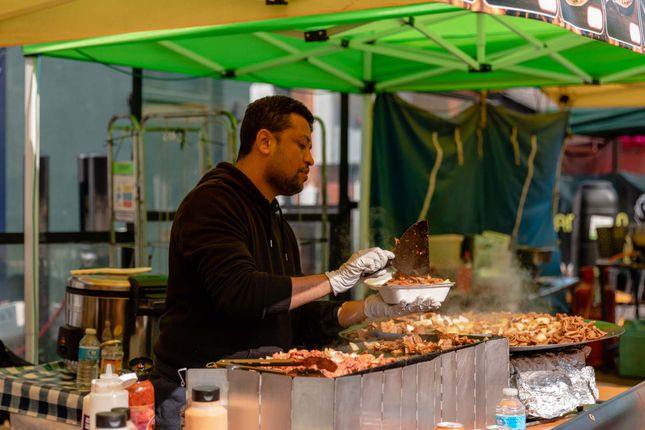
[238,95,314,160]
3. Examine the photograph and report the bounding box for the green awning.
[24,3,645,93]
[570,108,645,136]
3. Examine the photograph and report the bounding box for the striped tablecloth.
[0,361,85,425]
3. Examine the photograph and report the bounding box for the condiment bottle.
[96,410,127,430]
[185,386,227,430]
[127,357,156,430]
[111,407,137,430]
[101,339,124,374]
[102,320,113,342]
[82,364,138,430]
[435,423,465,430]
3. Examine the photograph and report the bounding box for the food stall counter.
[0,361,83,429]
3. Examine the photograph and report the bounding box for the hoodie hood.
[200,162,273,210]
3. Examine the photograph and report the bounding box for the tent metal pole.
[488,16,592,82]
[331,93,351,294]
[313,116,329,271]
[492,38,588,67]
[357,92,373,300]
[307,59,363,89]
[490,32,588,59]
[236,42,340,76]
[548,53,593,83]
[476,13,486,64]
[331,18,409,43]
[358,94,374,246]
[376,67,452,91]
[256,32,363,89]
[490,15,545,47]
[601,63,645,83]
[158,41,226,73]
[23,55,40,364]
[359,52,373,252]
[351,42,465,69]
[504,65,583,83]
[376,43,467,64]
[410,23,480,70]
[490,34,591,69]
[131,69,144,268]
[332,11,469,44]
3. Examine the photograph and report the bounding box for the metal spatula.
[364,220,430,289]
[393,220,430,277]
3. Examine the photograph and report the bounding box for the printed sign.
[443,0,644,53]
[113,161,137,223]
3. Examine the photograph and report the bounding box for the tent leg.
[358,94,374,251]
[24,56,40,364]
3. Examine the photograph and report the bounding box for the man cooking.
[152,95,401,428]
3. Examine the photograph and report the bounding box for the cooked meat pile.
[386,272,449,286]
[357,333,478,356]
[345,312,607,347]
[266,348,396,378]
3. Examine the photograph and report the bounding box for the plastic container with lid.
[81,364,138,430]
[96,410,128,430]
[127,357,155,430]
[185,386,227,430]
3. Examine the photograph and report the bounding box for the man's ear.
[255,129,273,155]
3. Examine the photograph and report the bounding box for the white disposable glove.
[325,247,394,295]
[363,293,404,320]
[363,294,442,320]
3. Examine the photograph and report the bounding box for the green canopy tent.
[24,4,645,92]
[17,1,645,362]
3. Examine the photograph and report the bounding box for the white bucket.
[428,234,464,269]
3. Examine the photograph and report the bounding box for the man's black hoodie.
[154,162,341,380]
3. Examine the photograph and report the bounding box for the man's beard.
[266,165,304,196]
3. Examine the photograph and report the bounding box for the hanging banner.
[113,161,137,223]
[370,94,569,250]
[446,0,643,52]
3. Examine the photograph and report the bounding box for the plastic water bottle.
[495,387,526,430]
[77,327,101,391]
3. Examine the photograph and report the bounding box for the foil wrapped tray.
[511,347,598,419]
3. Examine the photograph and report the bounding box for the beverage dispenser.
[57,270,166,373]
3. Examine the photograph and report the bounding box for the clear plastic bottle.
[102,320,113,342]
[77,327,101,391]
[185,386,227,430]
[101,340,124,375]
[495,388,526,430]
